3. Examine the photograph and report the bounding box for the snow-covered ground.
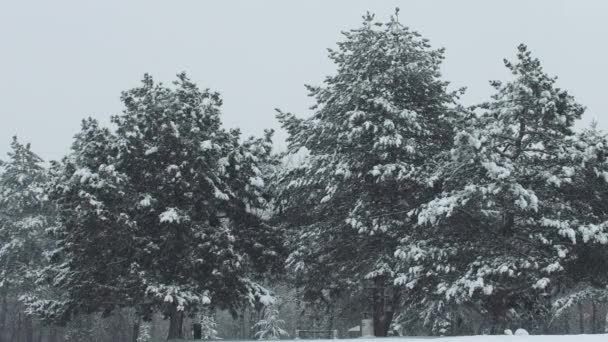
[342,336,606,342]
[182,336,608,342]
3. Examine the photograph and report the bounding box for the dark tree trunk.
[193,322,202,339]
[592,300,598,333]
[372,278,393,337]
[600,301,606,333]
[478,314,488,335]
[326,303,335,332]
[167,304,184,340]
[24,314,33,342]
[578,302,585,334]
[239,309,245,339]
[11,311,21,342]
[0,293,7,342]
[489,294,508,335]
[372,283,384,336]
[376,310,394,337]
[295,288,301,339]
[151,313,157,341]
[132,317,140,342]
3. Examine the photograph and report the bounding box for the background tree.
[0,137,52,342]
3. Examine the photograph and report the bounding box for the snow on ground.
[319,336,607,342]
[181,335,608,342]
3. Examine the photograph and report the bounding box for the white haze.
[1,0,607,160]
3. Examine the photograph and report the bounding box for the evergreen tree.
[253,306,289,340]
[276,10,461,336]
[549,125,608,326]
[199,313,219,340]
[395,44,608,334]
[32,74,283,340]
[0,137,51,342]
[0,137,49,293]
[25,118,139,324]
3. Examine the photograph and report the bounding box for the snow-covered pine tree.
[34,74,283,340]
[0,137,49,291]
[275,10,462,336]
[25,118,139,324]
[253,306,289,340]
[199,313,219,340]
[114,74,282,339]
[395,44,608,334]
[0,137,51,341]
[548,125,608,326]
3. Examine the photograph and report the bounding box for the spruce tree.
[276,11,461,336]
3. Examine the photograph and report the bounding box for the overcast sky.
[1,0,607,161]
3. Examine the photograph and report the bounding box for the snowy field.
[322,337,605,342]
[180,336,608,342]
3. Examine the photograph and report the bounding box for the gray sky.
[1,0,607,161]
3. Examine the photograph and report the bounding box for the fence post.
[333,329,338,339]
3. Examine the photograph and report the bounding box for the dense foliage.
[26,74,283,340]
[1,10,608,342]
[275,11,462,336]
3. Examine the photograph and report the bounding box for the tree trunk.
[11,311,21,342]
[151,313,157,341]
[477,313,489,335]
[592,300,598,333]
[372,283,384,336]
[193,322,202,339]
[295,288,301,338]
[578,302,585,334]
[24,314,33,342]
[486,294,508,335]
[236,308,245,339]
[167,303,184,340]
[239,308,246,339]
[326,303,335,332]
[49,325,57,342]
[132,317,140,342]
[605,306,608,333]
[372,278,393,337]
[0,293,7,342]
